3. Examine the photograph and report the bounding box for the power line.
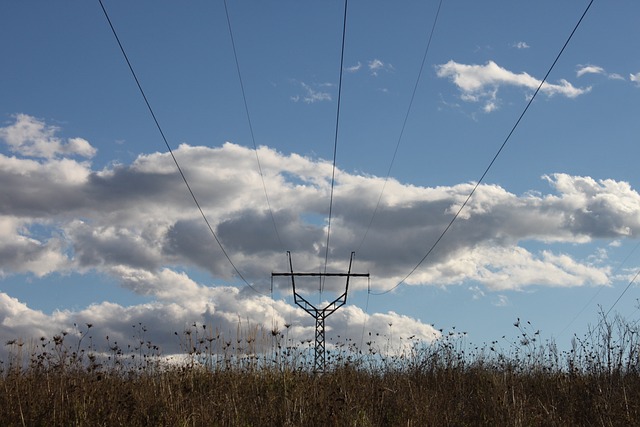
[222,0,284,251]
[371,0,595,296]
[605,268,640,320]
[97,0,266,296]
[557,240,640,339]
[321,0,349,295]
[578,266,640,347]
[359,277,372,351]
[357,0,444,253]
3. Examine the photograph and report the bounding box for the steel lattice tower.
[272,251,369,372]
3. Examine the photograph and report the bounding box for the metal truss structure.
[272,251,369,372]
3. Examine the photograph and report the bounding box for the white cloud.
[577,65,625,81]
[402,244,609,291]
[436,60,590,113]
[0,114,97,159]
[291,82,332,104]
[469,285,485,300]
[0,286,440,360]
[369,59,384,71]
[368,59,393,76]
[3,117,640,354]
[0,120,635,292]
[343,59,393,78]
[0,217,69,277]
[631,72,640,86]
[67,137,95,157]
[0,147,630,292]
[483,103,497,113]
[577,65,605,77]
[493,295,509,307]
[346,61,362,73]
[512,41,530,49]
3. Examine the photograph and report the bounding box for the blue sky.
[2,0,640,358]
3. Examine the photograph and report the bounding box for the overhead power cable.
[321,0,349,294]
[357,0,444,253]
[556,240,640,339]
[371,0,595,296]
[604,268,640,320]
[580,266,640,346]
[98,0,266,295]
[223,0,284,251]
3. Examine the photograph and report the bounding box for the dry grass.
[2,313,640,426]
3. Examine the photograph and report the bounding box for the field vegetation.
[2,312,640,426]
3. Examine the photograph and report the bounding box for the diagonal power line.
[557,240,640,339]
[98,0,266,295]
[222,0,284,251]
[356,0,443,347]
[357,0,444,253]
[579,266,640,347]
[372,0,595,296]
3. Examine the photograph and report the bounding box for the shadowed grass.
[2,312,640,426]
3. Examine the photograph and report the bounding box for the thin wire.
[557,240,640,339]
[580,267,640,345]
[357,0,444,252]
[359,277,371,352]
[605,268,640,320]
[321,0,349,294]
[98,0,265,295]
[223,0,284,250]
[371,0,595,296]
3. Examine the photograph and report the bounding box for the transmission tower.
[272,251,369,372]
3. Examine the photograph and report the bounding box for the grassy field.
[2,314,640,426]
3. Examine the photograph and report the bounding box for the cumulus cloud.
[0,285,440,360]
[0,217,69,277]
[436,60,590,112]
[3,116,640,354]
[631,72,640,86]
[0,114,96,159]
[1,121,635,291]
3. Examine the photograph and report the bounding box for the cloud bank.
[2,114,639,356]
